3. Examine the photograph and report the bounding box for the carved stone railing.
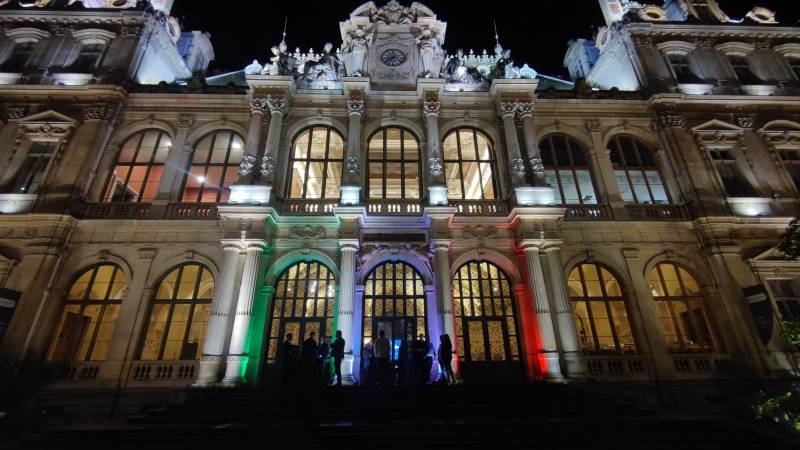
[41,362,101,383]
[564,204,611,220]
[367,199,423,216]
[128,360,198,385]
[83,202,153,219]
[626,204,687,220]
[671,354,734,377]
[281,199,338,215]
[452,200,508,216]
[584,355,649,380]
[165,203,219,219]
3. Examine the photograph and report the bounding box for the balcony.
[584,355,650,381]
[451,200,508,216]
[626,204,687,220]
[671,354,734,379]
[564,204,611,220]
[127,360,198,387]
[281,199,338,216]
[82,202,220,220]
[368,199,423,216]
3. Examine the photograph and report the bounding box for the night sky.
[171,1,800,79]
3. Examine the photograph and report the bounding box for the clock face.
[381,48,407,67]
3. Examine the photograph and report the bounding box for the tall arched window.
[287,127,343,200]
[368,127,421,199]
[567,263,636,353]
[540,134,598,205]
[265,261,336,365]
[609,136,669,205]
[649,263,716,353]
[362,262,426,351]
[104,129,172,203]
[452,261,521,363]
[181,130,244,203]
[47,264,128,362]
[443,128,497,200]
[139,263,214,361]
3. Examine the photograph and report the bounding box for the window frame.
[706,145,758,198]
[286,126,344,200]
[540,133,599,205]
[367,127,422,200]
[103,129,171,203]
[609,135,670,205]
[442,127,499,201]
[180,130,244,203]
[9,140,58,194]
[137,263,214,361]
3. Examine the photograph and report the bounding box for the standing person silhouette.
[438,334,456,385]
[374,330,390,386]
[281,333,297,386]
[300,331,319,386]
[331,330,345,386]
[317,336,331,386]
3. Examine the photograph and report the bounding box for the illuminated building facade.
[0,0,798,402]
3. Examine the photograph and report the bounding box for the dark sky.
[172,0,800,79]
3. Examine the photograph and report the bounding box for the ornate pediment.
[757,121,800,147]
[16,110,76,140]
[691,119,743,147]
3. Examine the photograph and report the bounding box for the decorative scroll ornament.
[423,100,441,116]
[265,95,288,115]
[289,225,327,240]
[346,88,365,115]
[260,155,276,177]
[497,101,518,118]
[248,96,269,115]
[5,105,26,120]
[529,157,545,177]
[515,101,534,120]
[1,0,137,8]
[463,225,498,240]
[238,155,257,177]
[658,112,686,129]
[83,104,114,121]
[509,158,527,177]
[585,119,602,133]
[428,157,443,177]
[736,116,755,129]
[345,156,360,175]
[371,0,416,24]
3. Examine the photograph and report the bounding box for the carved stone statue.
[303,43,343,82]
[416,26,445,78]
[441,49,483,84]
[371,0,414,25]
[265,39,295,76]
[341,25,371,76]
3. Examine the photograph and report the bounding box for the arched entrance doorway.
[361,261,427,385]
[262,260,336,383]
[452,261,523,383]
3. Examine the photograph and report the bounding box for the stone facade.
[0,0,798,396]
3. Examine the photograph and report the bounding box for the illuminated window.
[287,127,343,200]
[443,128,497,200]
[368,127,421,199]
[104,129,171,203]
[649,263,716,353]
[767,280,800,321]
[567,263,636,354]
[47,264,127,362]
[9,141,57,194]
[362,262,426,352]
[181,131,244,203]
[265,261,336,365]
[139,263,214,361]
[452,261,520,363]
[2,41,35,72]
[667,53,701,84]
[609,136,669,205]
[540,134,598,205]
[708,148,757,197]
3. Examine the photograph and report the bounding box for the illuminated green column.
[243,285,275,385]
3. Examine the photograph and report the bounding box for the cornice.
[0,9,147,27]
[626,23,800,41]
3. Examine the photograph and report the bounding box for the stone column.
[543,246,585,378]
[337,239,359,384]
[522,243,563,381]
[585,119,622,216]
[341,90,364,205]
[260,95,287,194]
[498,100,527,189]
[229,97,268,203]
[517,102,555,205]
[196,243,241,386]
[222,241,265,386]
[431,240,454,345]
[424,89,447,205]
[155,114,193,202]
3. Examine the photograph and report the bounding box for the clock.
[381,48,407,67]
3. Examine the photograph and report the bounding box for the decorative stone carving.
[248,96,269,115]
[658,112,686,129]
[345,156,359,175]
[515,101,534,121]
[371,0,415,24]
[177,114,194,129]
[289,225,327,240]
[5,105,27,120]
[428,157,443,177]
[83,104,113,121]
[509,158,527,177]
[341,25,371,77]
[264,37,295,76]
[416,25,445,78]
[736,116,755,129]
[302,42,345,84]
[529,157,545,177]
[260,155,276,177]
[20,122,73,141]
[463,225,497,240]
[423,99,440,116]
[346,89,365,115]
[238,155,257,177]
[265,95,288,115]
[585,119,601,133]
[441,49,484,84]
[497,101,518,118]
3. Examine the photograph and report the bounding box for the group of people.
[362,333,456,386]
[280,330,345,387]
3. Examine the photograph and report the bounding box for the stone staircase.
[13,384,799,449]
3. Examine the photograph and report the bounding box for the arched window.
[452,261,521,363]
[540,134,598,205]
[567,263,636,353]
[363,262,426,351]
[287,127,343,200]
[443,128,497,200]
[104,129,171,203]
[2,41,36,72]
[265,261,336,365]
[181,130,244,203]
[609,136,669,205]
[47,264,127,362]
[139,263,214,361]
[649,263,716,353]
[368,127,421,199]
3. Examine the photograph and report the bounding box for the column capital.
[220,238,268,251]
[515,101,534,122]
[497,100,518,119]
[339,239,360,251]
[345,88,365,116]
[423,88,441,117]
[248,96,269,115]
[265,94,289,116]
[657,111,687,129]
[430,239,452,251]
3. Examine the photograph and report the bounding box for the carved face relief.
[381,48,407,67]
